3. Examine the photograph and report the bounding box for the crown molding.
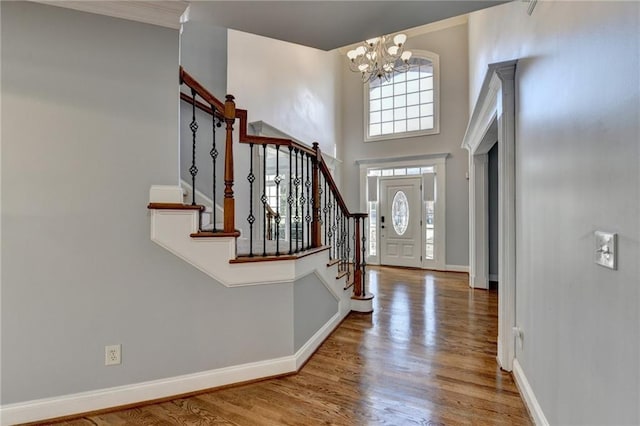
[31,1,188,30]
[461,60,517,153]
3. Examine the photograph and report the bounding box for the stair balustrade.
[179,66,368,295]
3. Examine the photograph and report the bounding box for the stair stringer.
[149,187,351,301]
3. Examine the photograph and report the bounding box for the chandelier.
[346,33,412,83]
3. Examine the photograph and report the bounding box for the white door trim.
[461,60,517,371]
[356,154,447,270]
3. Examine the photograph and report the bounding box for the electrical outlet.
[105,344,121,366]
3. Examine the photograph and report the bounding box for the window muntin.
[367,166,433,177]
[365,51,439,142]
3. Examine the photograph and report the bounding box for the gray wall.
[294,274,338,352]
[1,2,294,404]
[179,21,228,201]
[180,21,228,101]
[341,23,470,267]
[469,2,639,424]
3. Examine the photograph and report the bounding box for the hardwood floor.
[41,267,532,425]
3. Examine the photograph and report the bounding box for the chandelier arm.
[347,32,412,83]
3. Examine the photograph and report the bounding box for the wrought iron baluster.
[274,146,281,256]
[343,213,347,272]
[336,209,340,271]
[288,146,293,255]
[328,190,336,259]
[335,198,339,265]
[189,88,199,206]
[294,149,300,253]
[347,216,351,281]
[299,151,305,252]
[323,178,329,250]
[336,209,341,271]
[211,115,221,230]
[344,213,348,273]
[340,211,345,273]
[332,195,337,264]
[340,209,344,268]
[262,144,267,257]
[247,143,255,257]
[305,154,311,250]
[318,175,323,246]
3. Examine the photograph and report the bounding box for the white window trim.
[363,50,441,143]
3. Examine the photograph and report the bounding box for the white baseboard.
[0,357,294,426]
[1,307,347,426]
[364,262,468,274]
[445,264,469,273]
[295,311,343,370]
[512,359,549,426]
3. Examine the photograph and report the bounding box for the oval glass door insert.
[392,191,409,235]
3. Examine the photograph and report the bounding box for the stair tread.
[191,230,241,238]
[231,246,329,263]
[148,202,204,211]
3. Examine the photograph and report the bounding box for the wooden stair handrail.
[235,109,316,156]
[179,66,225,113]
[317,154,352,217]
[181,96,316,157]
[180,92,224,121]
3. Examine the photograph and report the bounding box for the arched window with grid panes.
[365,51,439,142]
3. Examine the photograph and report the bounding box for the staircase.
[148,67,373,313]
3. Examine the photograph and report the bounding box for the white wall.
[227,29,342,156]
[341,23,470,267]
[469,2,639,424]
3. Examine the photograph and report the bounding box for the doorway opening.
[488,142,499,292]
[356,154,447,271]
[461,60,517,371]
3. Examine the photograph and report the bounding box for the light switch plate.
[595,231,617,270]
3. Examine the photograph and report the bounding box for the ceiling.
[188,1,509,51]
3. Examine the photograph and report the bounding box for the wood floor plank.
[33,266,532,425]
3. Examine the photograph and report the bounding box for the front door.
[380,177,422,268]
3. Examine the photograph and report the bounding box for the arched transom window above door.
[365,51,440,142]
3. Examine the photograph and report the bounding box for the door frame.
[462,60,517,371]
[379,176,423,268]
[356,153,447,271]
